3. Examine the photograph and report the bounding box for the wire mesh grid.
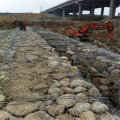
[0,27,120,119]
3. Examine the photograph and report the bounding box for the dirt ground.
[0,13,120,54]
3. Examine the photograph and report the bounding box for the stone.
[48,61,60,67]
[66,50,74,56]
[61,87,75,94]
[70,79,92,89]
[0,72,7,75]
[37,111,54,120]
[60,80,70,87]
[50,94,60,98]
[52,73,67,80]
[71,66,78,73]
[61,62,71,67]
[98,85,109,92]
[40,74,49,80]
[0,65,9,70]
[30,93,44,101]
[76,118,82,120]
[47,105,65,117]
[87,67,98,73]
[107,66,115,72]
[88,87,100,97]
[74,103,91,113]
[113,115,120,120]
[77,93,88,103]
[96,112,115,120]
[68,72,76,77]
[0,75,5,80]
[56,114,76,120]
[99,78,110,86]
[33,83,48,91]
[79,60,88,67]
[56,94,77,107]
[6,101,38,116]
[35,101,47,111]
[74,86,87,93]
[82,67,97,75]
[23,113,42,120]
[79,111,96,120]
[48,88,63,95]
[88,98,100,104]
[51,82,62,88]
[92,61,107,72]
[110,69,120,82]
[91,77,101,85]
[0,110,22,120]
[61,56,68,60]
[45,100,54,106]
[68,108,79,117]
[60,78,70,82]
[0,94,5,109]
[91,102,108,113]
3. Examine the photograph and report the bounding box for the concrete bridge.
[42,0,119,18]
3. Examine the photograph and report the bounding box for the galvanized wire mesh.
[0,27,120,120]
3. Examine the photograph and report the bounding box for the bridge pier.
[101,7,104,17]
[78,5,82,17]
[53,11,55,15]
[73,10,75,16]
[90,6,94,17]
[109,0,116,17]
[63,9,65,17]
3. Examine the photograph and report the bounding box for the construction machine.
[66,21,116,44]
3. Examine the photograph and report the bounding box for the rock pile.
[0,27,120,120]
[36,28,120,106]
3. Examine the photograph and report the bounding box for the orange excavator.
[66,21,116,44]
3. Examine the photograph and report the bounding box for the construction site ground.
[0,13,120,120]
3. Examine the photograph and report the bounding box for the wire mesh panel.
[0,27,120,120]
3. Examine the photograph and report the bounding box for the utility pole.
[40,6,42,13]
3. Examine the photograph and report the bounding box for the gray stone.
[79,111,96,120]
[74,86,87,93]
[61,87,75,94]
[96,112,115,120]
[0,94,5,109]
[35,101,47,111]
[52,73,67,80]
[56,94,77,107]
[23,113,42,120]
[77,93,88,103]
[74,103,91,113]
[99,78,110,86]
[0,110,22,120]
[60,80,70,87]
[6,101,38,116]
[37,111,54,120]
[56,114,76,120]
[48,88,63,95]
[0,75,6,80]
[33,83,48,91]
[91,102,108,113]
[70,79,92,89]
[51,82,62,88]
[68,108,79,117]
[47,105,65,117]
[88,87,100,97]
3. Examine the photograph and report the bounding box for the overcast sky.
[0,0,120,16]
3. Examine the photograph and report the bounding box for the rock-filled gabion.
[0,27,120,120]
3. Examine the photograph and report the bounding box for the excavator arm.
[66,21,115,42]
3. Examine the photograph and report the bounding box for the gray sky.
[0,0,120,16]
